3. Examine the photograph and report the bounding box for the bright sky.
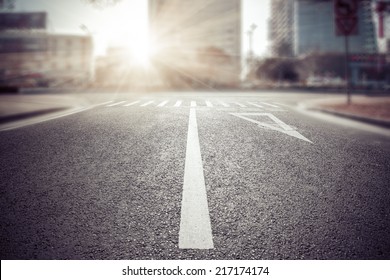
[14,0,270,57]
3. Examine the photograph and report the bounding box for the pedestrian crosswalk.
[103,100,287,110]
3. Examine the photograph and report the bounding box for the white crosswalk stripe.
[124,100,140,106]
[273,102,287,107]
[140,101,154,107]
[174,100,183,107]
[157,100,169,107]
[218,101,230,107]
[247,102,264,108]
[235,102,247,108]
[259,102,279,108]
[103,100,283,109]
[107,101,126,107]
[205,100,213,107]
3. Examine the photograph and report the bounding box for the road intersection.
[0,92,389,259]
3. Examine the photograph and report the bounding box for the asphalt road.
[1,91,389,259]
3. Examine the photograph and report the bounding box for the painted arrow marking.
[230,113,312,143]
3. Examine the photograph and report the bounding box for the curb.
[0,107,69,125]
[309,107,390,129]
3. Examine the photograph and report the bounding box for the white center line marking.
[205,100,213,107]
[260,102,279,108]
[174,100,183,107]
[157,100,169,107]
[107,101,126,107]
[124,100,140,107]
[140,101,154,107]
[247,102,264,108]
[191,101,197,107]
[179,108,214,249]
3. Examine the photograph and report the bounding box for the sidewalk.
[303,96,390,128]
[0,94,90,124]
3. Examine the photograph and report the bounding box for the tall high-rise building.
[386,15,390,52]
[294,0,377,56]
[148,0,241,87]
[268,0,294,57]
[374,1,390,53]
[268,0,378,56]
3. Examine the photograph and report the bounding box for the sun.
[131,36,156,68]
[95,0,153,67]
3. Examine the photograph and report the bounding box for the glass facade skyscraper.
[294,0,377,56]
[269,0,378,56]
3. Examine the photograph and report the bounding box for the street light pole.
[344,34,351,105]
[246,23,257,80]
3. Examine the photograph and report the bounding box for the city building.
[268,0,294,57]
[268,0,378,56]
[0,31,94,87]
[268,0,386,87]
[374,0,390,53]
[386,15,390,52]
[0,11,94,88]
[0,0,15,11]
[148,0,241,87]
[294,0,377,56]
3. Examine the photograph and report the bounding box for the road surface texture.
[1,91,389,259]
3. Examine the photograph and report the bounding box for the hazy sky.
[13,0,270,56]
[244,0,270,56]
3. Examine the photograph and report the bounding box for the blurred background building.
[265,0,389,88]
[0,31,94,88]
[149,0,241,88]
[375,0,390,53]
[294,0,377,56]
[269,0,377,56]
[0,1,94,89]
[269,0,294,57]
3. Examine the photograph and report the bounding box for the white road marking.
[140,101,154,107]
[107,101,126,107]
[247,102,264,108]
[124,100,140,107]
[219,101,230,107]
[235,102,247,108]
[274,102,288,107]
[260,102,279,108]
[230,113,312,143]
[179,108,214,249]
[174,100,182,107]
[157,100,169,107]
[0,106,91,131]
[205,100,213,107]
[191,101,197,107]
[100,101,114,106]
